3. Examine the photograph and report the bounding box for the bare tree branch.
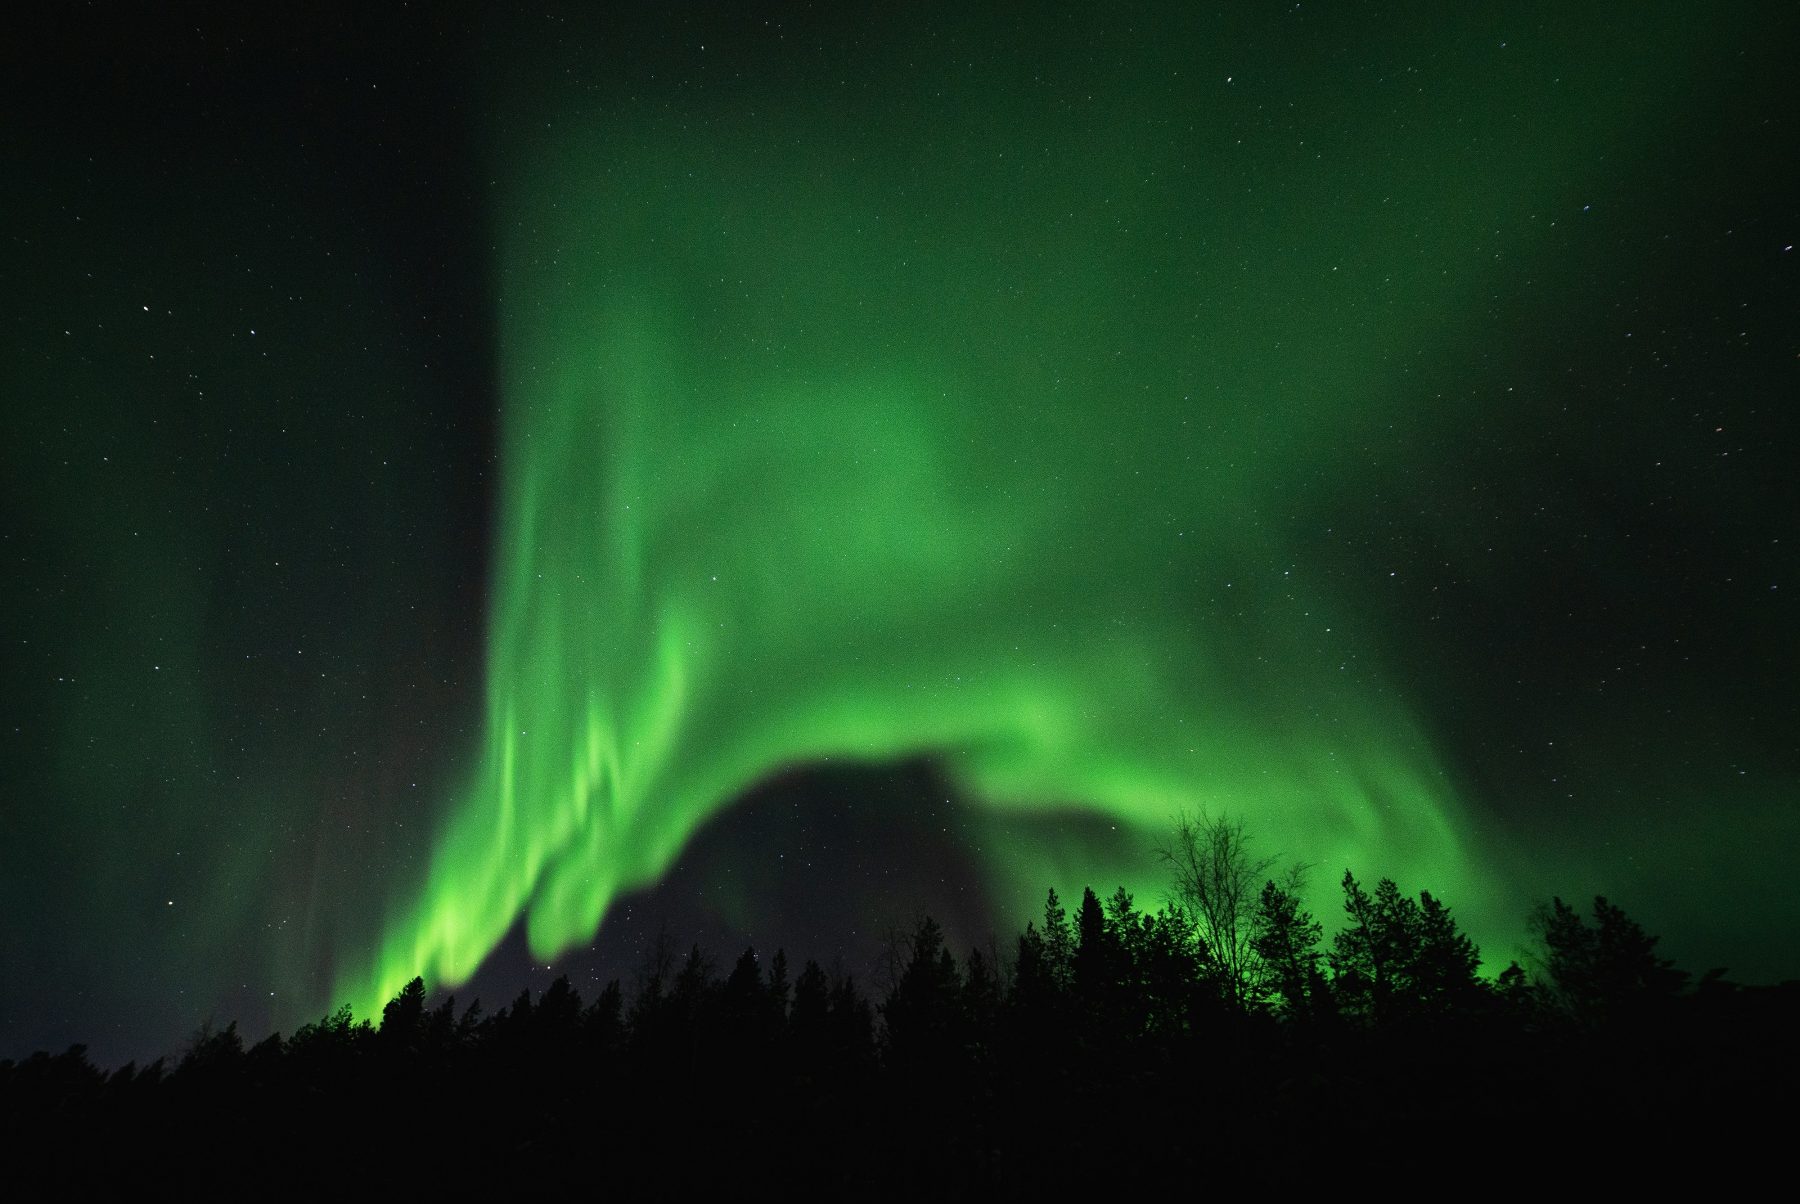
[1156,808,1277,1010]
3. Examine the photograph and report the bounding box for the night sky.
[3,2,1795,1067]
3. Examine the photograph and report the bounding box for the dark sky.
[3,2,1795,1068]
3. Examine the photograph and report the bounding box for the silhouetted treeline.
[3,873,1794,1192]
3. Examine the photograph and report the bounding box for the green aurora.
[4,5,1794,1061]
[343,3,1760,1013]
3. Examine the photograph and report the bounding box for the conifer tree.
[792,959,831,1038]
[379,977,428,1050]
[1252,878,1324,1018]
[1041,887,1074,993]
[1332,873,1483,1022]
[1413,891,1482,1014]
[1532,896,1687,1024]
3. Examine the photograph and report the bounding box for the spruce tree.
[1253,879,1323,1018]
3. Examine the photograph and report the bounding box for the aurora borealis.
[3,3,1795,1064]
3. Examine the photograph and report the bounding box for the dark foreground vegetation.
[4,817,1795,1192]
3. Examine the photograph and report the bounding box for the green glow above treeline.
[339,4,1722,1014]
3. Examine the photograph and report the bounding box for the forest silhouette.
[3,814,1793,1191]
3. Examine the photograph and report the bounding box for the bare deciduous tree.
[1157,809,1277,1010]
